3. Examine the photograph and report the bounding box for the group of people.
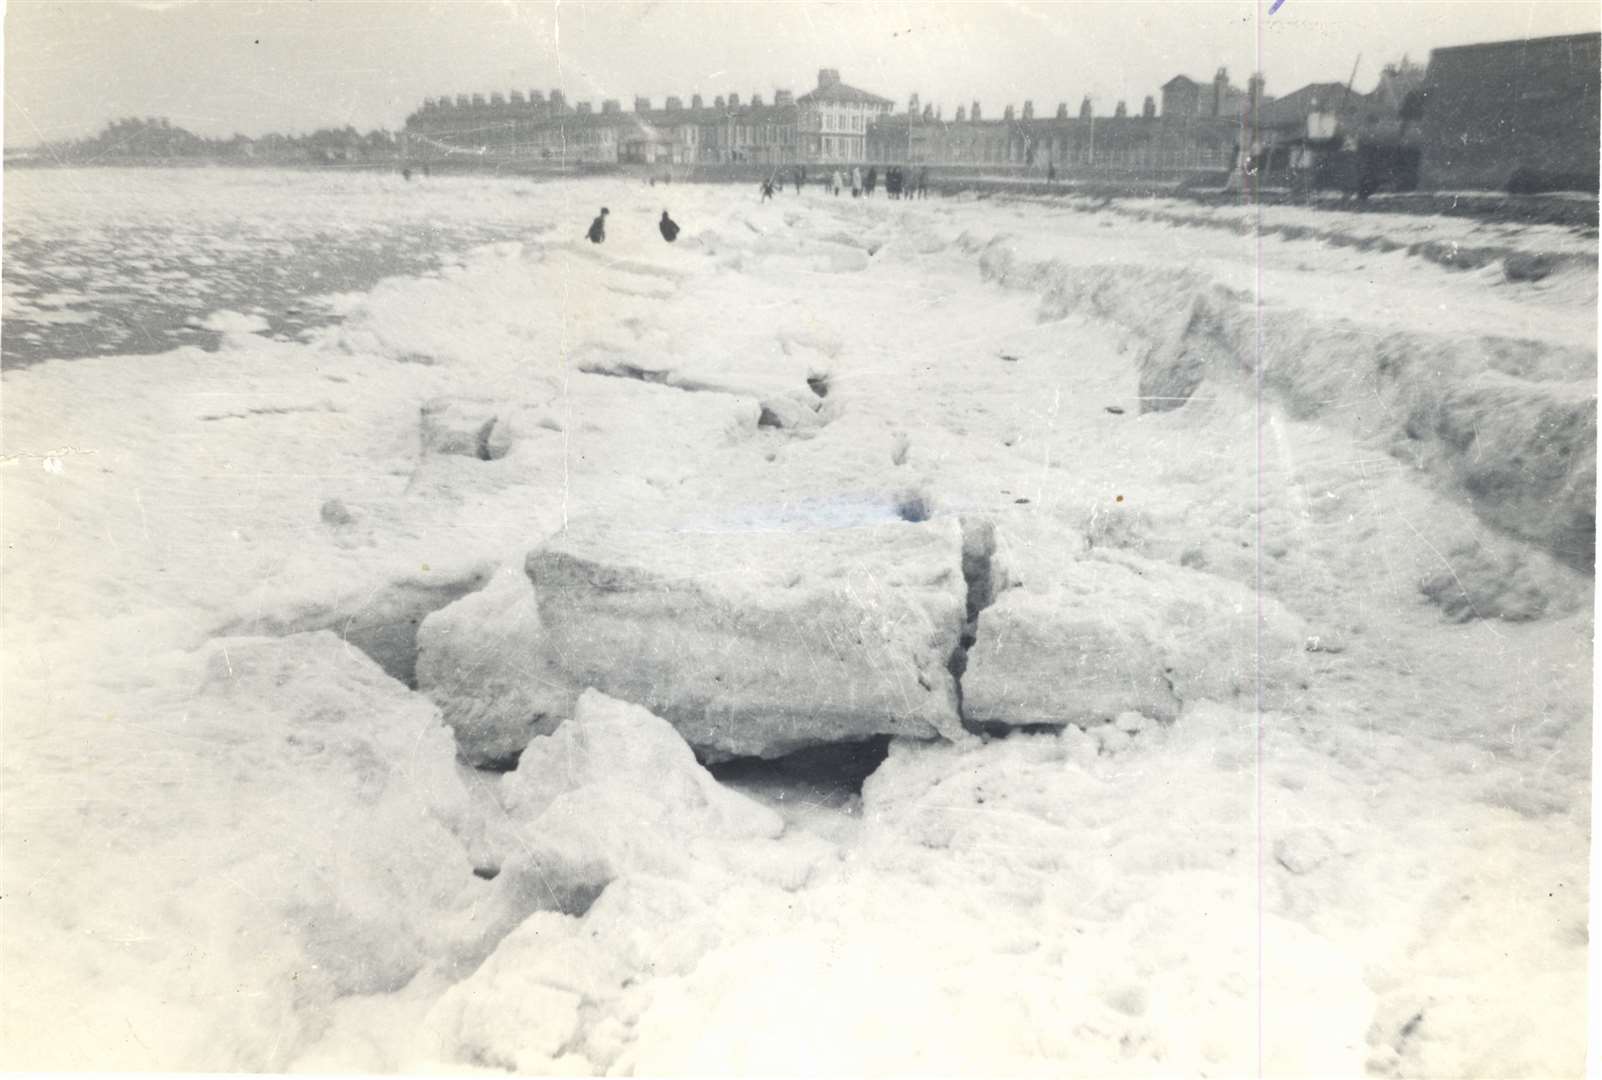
[762,164,930,199]
[883,166,930,199]
[586,207,681,245]
[587,159,935,243]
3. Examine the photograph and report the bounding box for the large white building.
[796,68,895,163]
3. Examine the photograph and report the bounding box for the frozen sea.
[2,167,546,366]
[1,166,1595,1076]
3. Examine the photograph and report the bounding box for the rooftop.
[797,68,893,107]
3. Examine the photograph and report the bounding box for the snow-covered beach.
[2,167,1594,1075]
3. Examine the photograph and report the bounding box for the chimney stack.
[1114,100,1127,118]
[1079,96,1093,119]
[576,100,593,115]
[751,92,764,107]
[956,105,967,122]
[1004,104,1015,121]
[634,96,652,112]
[1056,102,1068,119]
[691,93,704,109]
[1022,100,1034,120]
[774,89,794,106]
[818,68,842,89]
[1142,95,1156,119]
[971,100,982,121]
[665,95,683,111]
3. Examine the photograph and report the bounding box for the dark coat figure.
[760,178,776,202]
[886,166,904,199]
[794,166,805,194]
[659,211,680,243]
[916,168,930,198]
[864,167,877,196]
[587,207,609,244]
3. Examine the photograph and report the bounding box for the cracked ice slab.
[964,535,1311,728]
[524,501,969,760]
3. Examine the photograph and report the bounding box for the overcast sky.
[5,1,1599,145]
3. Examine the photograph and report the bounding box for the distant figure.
[864,167,878,197]
[649,176,657,187]
[851,166,862,198]
[659,210,680,243]
[831,169,844,196]
[794,166,805,194]
[916,167,930,198]
[760,177,776,202]
[886,166,903,199]
[401,167,413,182]
[587,207,609,244]
[1047,163,1057,184]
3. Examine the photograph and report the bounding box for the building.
[1161,69,1254,120]
[399,44,1596,194]
[403,89,622,163]
[795,68,895,162]
[867,96,1240,174]
[1369,58,1426,116]
[403,68,886,167]
[1253,82,1362,138]
[1160,76,1203,119]
[1413,32,1599,192]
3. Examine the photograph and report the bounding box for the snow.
[196,308,272,334]
[2,169,1593,1075]
[0,632,488,1070]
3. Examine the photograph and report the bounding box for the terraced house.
[403,67,886,167]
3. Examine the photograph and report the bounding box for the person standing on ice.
[864,166,878,197]
[586,207,609,244]
[659,211,680,243]
[850,165,862,198]
[760,176,776,202]
[831,169,844,196]
[794,166,805,194]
